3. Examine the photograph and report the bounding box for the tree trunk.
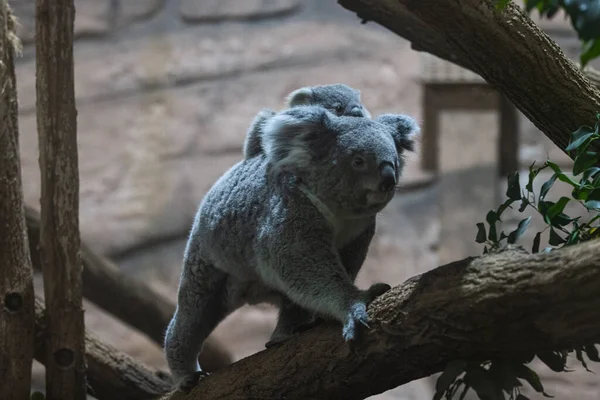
[157,242,600,400]
[337,0,600,157]
[35,0,87,398]
[33,296,173,400]
[24,205,233,373]
[0,2,35,399]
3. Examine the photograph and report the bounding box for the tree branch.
[0,1,35,398]
[337,0,600,157]
[156,241,600,400]
[33,296,173,400]
[25,205,233,373]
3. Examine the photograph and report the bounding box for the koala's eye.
[334,105,344,116]
[352,156,365,169]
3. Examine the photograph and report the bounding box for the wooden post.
[35,0,87,398]
[0,2,35,398]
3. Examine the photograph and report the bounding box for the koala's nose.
[349,106,364,117]
[379,164,396,193]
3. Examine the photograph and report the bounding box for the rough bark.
[33,296,173,400]
[0,2,35,398]
[35,0,87,398]
[24,205,233,373]
[157,241,600,400]
[337,0,600,157]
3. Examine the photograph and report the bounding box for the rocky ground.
[13,0,600,398]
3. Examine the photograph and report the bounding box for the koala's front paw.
[362,282,392,304]
[342,302,370,341]
[176,371,209,393]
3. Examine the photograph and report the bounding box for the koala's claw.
[177,371,209,393]
[363,283,392,304]
[342,302,369,341]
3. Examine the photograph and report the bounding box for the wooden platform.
[419,52,519,178]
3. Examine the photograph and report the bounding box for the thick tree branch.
[337,0,600,157]
[157,241,600,400]
[0,1,35,398]
[33,296,173,400]
[25,205,233,373]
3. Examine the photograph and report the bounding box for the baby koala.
[243,83,371,159]
[164,103,419,392]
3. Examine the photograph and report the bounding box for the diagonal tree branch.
[337,0,600,158]
[157,241,600,400]
[33,296,173,400]
[25,205,233,373]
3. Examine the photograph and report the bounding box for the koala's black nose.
[379,164,396,193]
[349,106,364,117]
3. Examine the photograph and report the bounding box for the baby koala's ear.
[286,87,314,107]
[375,114,420,153]
[262,106,332,175]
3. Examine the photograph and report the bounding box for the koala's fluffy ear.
[375,114,420,153]
[286,87,314,107]
[262,106,331,176]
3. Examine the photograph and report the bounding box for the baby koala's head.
[262,105,420,219]
[286,83,371,119]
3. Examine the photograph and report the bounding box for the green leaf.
[518,197,529,212]
[435,360,466,394]
[576,348,591,372]
[539,174,557,200]
[486,210,498,225]
[581,167,600,185]
[489,360,522,395]
[526,162,540,192]
[516,364,545,394]
[585,200,600,210]
[532,232,541,253]
[547,161,579,187]
[464,366,502,400]
[546,197,570,222]
[573,151,599,176]
[506,171,522,200]
[476,223,487,244]
[497,198,515,220]
[566,126,596,152]
[581,39,600,70]
[508,217,532,244]
[549,228,566,246]
[536,351,566,372]
[584,344,600,362]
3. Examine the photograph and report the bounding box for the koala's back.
[194,155,275,279]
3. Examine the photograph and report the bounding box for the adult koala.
[164,105,419,392]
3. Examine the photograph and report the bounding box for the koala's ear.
[375,114,420,153]
[286,87,314,107]
[262,106,332,176]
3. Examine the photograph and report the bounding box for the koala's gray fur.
[164,105,419,392]
[243,83,371,159]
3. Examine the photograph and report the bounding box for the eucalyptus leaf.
[546,197,570,222]
[536,351,566,372]
[584,344,600,362]
[436,360,467,394]
[506,171,522,200]
[532,232,542,253]
[508,217,532,244]
[515,364,545,394]
[573,151,599,176]
[476,223,487,244]
[549,228,566,246]
[539,174,557,200]
[566,126,596,151]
